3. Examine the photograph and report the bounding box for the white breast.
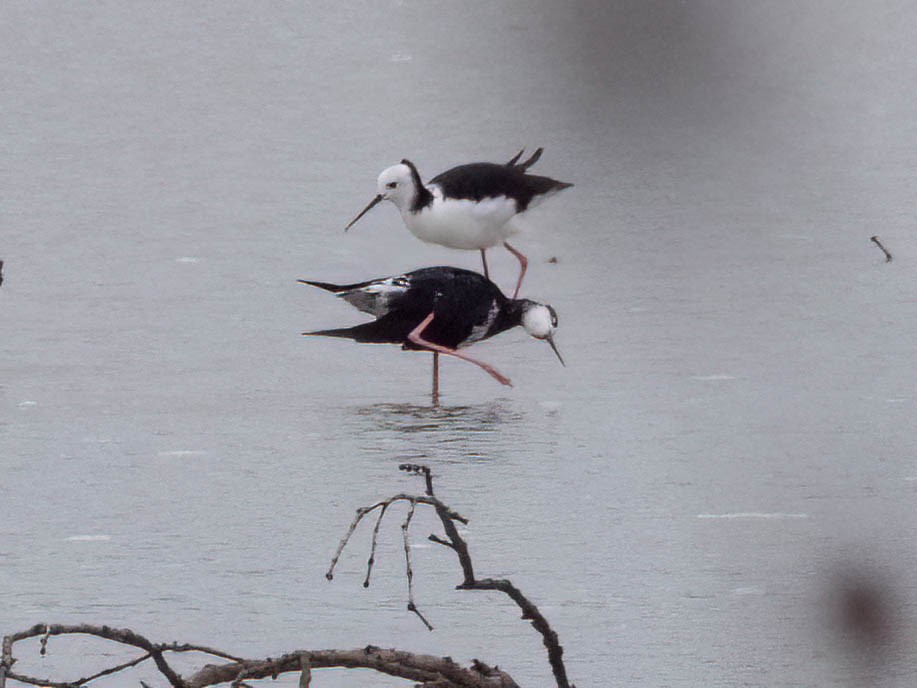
[403,188,520,250]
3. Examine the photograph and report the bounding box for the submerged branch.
[0,626,518,688]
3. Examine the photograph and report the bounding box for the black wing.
[304,310,420,344]
[300,275,411,317]
[305,267,507,349]
[429,163,571,211]
[393,267,506,348]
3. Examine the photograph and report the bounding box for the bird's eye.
[386,182,397,189]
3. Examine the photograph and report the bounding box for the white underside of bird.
[401,188,520,250]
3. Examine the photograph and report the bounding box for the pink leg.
[479,249,489,279]
[503,241,527,298]
[432,352,440,406]
[408,312,512,387]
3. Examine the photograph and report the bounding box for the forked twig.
[364,502,390,587]
[402,501,434,630]
[2,468,560,688]
[328,465,573,688]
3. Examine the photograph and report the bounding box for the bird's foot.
[483,365,512,387]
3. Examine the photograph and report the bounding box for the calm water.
[3,2,917,686]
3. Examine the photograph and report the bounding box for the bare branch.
[364,501,391,587]
[0,624,185,688]
[427,534,456,550]
[156,643,242,663]
[401,501,434,630]
[75,652,154,684]
[334,466,572,688]
[2,466,565,688]
[327,493,466,583]
[326,501,386,581]
[184,647,516,688]
[398,463,434,496]
[462,579,570,688]
[298,654,312,688]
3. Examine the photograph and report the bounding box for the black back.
[429,162,572,211]
[307,267,520,349]
[400,159,434,212]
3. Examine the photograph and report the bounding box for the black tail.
[303,326,362,339]
[506,147,544,172]
[298,278,351,293]
[303,312,411,344]
[302,322,399,343]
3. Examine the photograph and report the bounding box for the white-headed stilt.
[344,149,572,298]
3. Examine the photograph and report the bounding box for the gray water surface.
[3,2,917,686]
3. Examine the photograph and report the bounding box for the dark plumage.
[303,267,518,348]
[300,266,563,395]
[427,162,572,213]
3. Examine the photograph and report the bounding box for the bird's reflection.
[345,400,525,463]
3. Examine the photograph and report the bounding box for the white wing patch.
[341,276,410,316]
[461,299,499,347]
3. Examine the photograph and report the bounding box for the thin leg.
[503,241,527,298]
[479,249,489,280]
[408,312,512,387]
[432,352,440,406]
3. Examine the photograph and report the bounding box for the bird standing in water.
[300,266,563,404]
[345,149,572,298]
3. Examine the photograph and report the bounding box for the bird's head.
[520,300,564,366]
[345,161,420,231]
[376,162,418,208]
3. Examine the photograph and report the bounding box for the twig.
[399,463,434,496]
[157,642,242,662]
[0,624,185,688]
[329,467,573,688]
[364,502,391,587]
[230,666,254,687]
[76,652,154,684]
[401,501,434,630]
[298,654,312,688]
[462,579,570,688]
[326,494,466,582]
[427,534,456,550]
[871,235,893,263]
[326,499,395,581]
[38,627,49,657]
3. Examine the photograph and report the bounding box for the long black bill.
[345,194,383,231]
[547,335,565,367]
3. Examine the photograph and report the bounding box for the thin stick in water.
[871,235,893,263]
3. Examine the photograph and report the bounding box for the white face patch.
[376,164,415,210]
[521,304,556,340]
